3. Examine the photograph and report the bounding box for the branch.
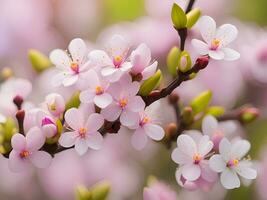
[185,0,196,13]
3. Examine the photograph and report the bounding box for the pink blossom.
[209,138,257,189]
[143,181,177,200]
[50,38,91,87]
[79,70,112,108]
[45,93,65,117]
[192,16,240,61]
[89,34,132,82]
[36,110,58,138]
[171,134,217,183]
[59,108,104,155]
[8,127,52,172]
[130,43,158,80]
[129,111,165,150]
[101,75,145,127]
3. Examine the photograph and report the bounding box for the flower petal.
[142,61,158,80]
[75,138,88,156]
[79,89,95,103]
[198,135,213,157]
[62,74,79,87]
[49,49,71,69]
[131,128,148,150]
[127,96,145,112]
[131,43,151,73]
[81,69,100,88]
[143,188,159,200]
[120,110,139,127]
[200,160,218,182]
[8,150,30,173]
[144,124,165,141]
[59,131,77,147]
[88,50,113,67]
[198,16,216,44]
[42,124,57,138]
[222,48,240,61]
[220,168,240,189]
[219,138,231,161]
[202,115,218,137]
[101,103,121,121]
[94,93,113,108]
[65,108,84,130]
[208,50,225,60]
[85,113,104,132]
[209,154,226,173]
[191,39,209,55]
[107,83,123,100]
[177,134,197,158]
[182,164,201,181]
[236,161,257,180]
[26,127,45,152]
[87,132,103,150]
[231,139,250,160]
[171,148,191,165]
[11,134,26,151]
[105,34,129,59]
[216,24,238,46]
[52,71,68,87]
[120,62,132,72]
[29,151,52,169]
[68,38,87,64]
[101,66,117,76]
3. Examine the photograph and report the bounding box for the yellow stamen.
[20,150,30,158]
[79,127,87,138]
[211,38,221,50]
[119,98,128,108]
[95,86,104,95]
[193,153,202,164]
[70,62,79,73]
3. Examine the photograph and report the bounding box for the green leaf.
[190,90,212,114]
[75,185,92,200]
[90,181,110,200]
[65,91,81,110]
[205,106,225,117]
[167,46,180,77]
[186,8,201,28]
[139,70,162,96]
[28,49,52,73]
[178,51,192,72]
[171,3,187,29]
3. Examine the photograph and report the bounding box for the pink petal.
[106,70,124,82]
[11,134,26,151]
[215,24,238,46]
[8,150,31,173]
[88,50,113,67]
[79,89,95,103]
[131,128,148,150]
[107,83,123,100]
[26,127,45,152]
[220,168,240,189]
[208,50,225,60]
[124,81,140,97]
[202,115,218,136]
[101,103,121,121]
[49,49,71,69]
[75,138,88,156]
[144,124,165,141]
[87,131,103,150]
[120,62,132,72]
[101,66,117,76]
[29,151,52,169]
[209,154,226,173]
[131,43,151,73]
[62,75,79,87]
[177,134,197,158]
[59,131,77,147]
[182,164,201,181]
[94,93,113,108]
[65,108,84,130]
[127,96,145,112]
[231,139,250,159]
[42,124,57,138]
[200,160,218,182]
[85,113,104,132]
[120,110,139,127]
[68,38,87,64]
[171,148,191,165]
[197,135,213,157]
[191,39,209,55]
[198,16,216,44]
[105,34,129,59]
[222,48,240,61]
[52,71,68,87]
[81,69,100,88]
[143,188,160,200]
[142,61,158,80]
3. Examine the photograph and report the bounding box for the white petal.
[231,140,250,159]
[127,96,145,112]
[220,168,240,189]
[101,103,121,121]
[177,134,197,158]
[144,124,165,141]
[11,134,26,151]
[216,24,238,46]
[105,34,129,59]
[124,81,140,97]
[191,39,209,55]
[88,50,113,67]
[236,161,257,180]
[218,121,237,136]
[130,43,151,73]
[142,61,158,80]
[79,90,95,103]
[131,128,148,150]
[219,138,231,161]
[49,49,71,69]
[42,124,57,138]
[209,154,226,173]
[222,48,240,61]
[62,75,79,87]
[81,69,100,88]
[85,113,104,132]
[101,66,117,76]
[94,93,113,108]
[68,38,87,64]
[182,164,201,181]
[75,138,88,156]
[120,62,132,72]
[198,16,216,44]
[26,127,45,152]
[65,108,84,130]
[52,71,68,87]
[198,135,213,157]
[171,148,191,165]
[202,115,218,136]
[208,50,225,60]
[29,151,52,169]
[120,110,139,127]
[59,131,77,147]
[87,132,103,150]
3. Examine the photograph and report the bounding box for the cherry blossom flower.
[171,134,216,183]
[209,138,257,189]
[44,93,65,117]
[202,115,237,150]
[89,34,132,82]
[50,38,91,87]
[79,70,112,108]
[101,75,145,127]
[59,108,104,155]
[192,16,240,61]
[8,127,52,172]
[130,43,158,80]
[36,110,58,138]
[129,110,165,150]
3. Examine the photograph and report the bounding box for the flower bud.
[195,56,209,70]
[13,95,24,110]
[181,106,194,125]
[178,51,192,72]
[1,67,13,80]
[190,90,212,114]
[45,93,65,117]
[240,107,260,123]
[167,46,180,77]
[186,8,201,28]
[139,70,162,96]
[165,123,178,139]
[206,106,225,117]
[171,3,187,29]
[168,93,180,105]
[41,117,58,138]
[28,49,52,73]
[90,181,110,200]
[75,185,91,200]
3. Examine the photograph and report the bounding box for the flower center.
[95,86,104,95]
[70,62,79,74]
[227,159,239,168]
[113,55,123,67]
[49,103,57,111]
[118,98,128,109]
[20,150,30,159]
[211,38,221,50]
[78,127,87,138]
[193,153,202,164]
[139,116,151,126]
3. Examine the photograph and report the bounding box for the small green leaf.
[178,51,192,72]
[167,46,180,77]
[90,181,110,200]
[28,49,52,73]
[190,90,212,114]
[206,106,225,117]
[66,91,81,110]
[75,185,92,200]
[186,8,201,28]
[171,3,187,29]
[139,70,162,96]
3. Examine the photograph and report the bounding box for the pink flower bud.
[45,93,65,117]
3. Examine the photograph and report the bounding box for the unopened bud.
[240,107,260,123]
[13,95,24,110]
[45,93,65,117]
[167,46,180,77]
[171,3,187,29]
[181,106,194,125]
[28,49,52,73]
[165,123,178,139]
[168,93,180,104]
[186,8,201,28]
[178,51,192,72]
[75,185,91,200]
[16,110,25,123]
[195,56,209,70]
[190,90,212,114]
[139,70,162,96]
